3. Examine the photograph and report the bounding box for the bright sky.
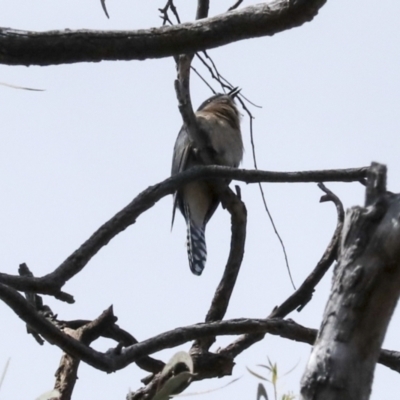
[0,1,399,399]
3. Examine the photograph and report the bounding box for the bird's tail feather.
[185,206,207,276]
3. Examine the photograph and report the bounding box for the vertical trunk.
[301,163,400,400]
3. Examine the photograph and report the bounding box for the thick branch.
[0,0,327,66]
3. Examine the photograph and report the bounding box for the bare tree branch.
[0,166,368,296]
[159,0,181,25]
[193,187,247,352]
[220,184,344,358]
[57,319,165,374]
[59,320,165,374]
[379,350,400,374]
[54,307,116,400]
[228,0,244,11]
[205,189,247,323]
[196,0,210,20]
[108,318,316,370]
[365,162,387,206]
[100,0,110,19]
[168,0,181,24]
[0,283,112,371]
[244,97,294,289]
[271,183,344,317]
[0,0,327,66]
[11,267,165,375]
[175,54,198,146]
[2,276,399,386]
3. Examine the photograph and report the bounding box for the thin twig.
[270,183,344,317]
[100,0,110,19]
[159,0,180,25]
[228,0,243,11]
[190,65,216,94]
[202,51,225,89]
[237,95,295,289]
[156,1,252,108]
[200,51,262,107]
[195,52,231,92]
[169,0,181,23]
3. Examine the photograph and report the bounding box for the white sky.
[0,0,399,399]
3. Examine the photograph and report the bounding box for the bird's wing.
[171,126,191,229]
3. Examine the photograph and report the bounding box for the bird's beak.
[228,87,241,99]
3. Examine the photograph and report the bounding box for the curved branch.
[271,183,344,317]
[220,183,344,358]
[0,283,112,371]
[1,281,399,377]
[205,188,247,322]
[193,187,247,351]
[60,320,165,374]
[54,307,116,400]
[0,166,367,296]
[0,0,327,66]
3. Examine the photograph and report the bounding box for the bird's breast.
[197,114,243,168]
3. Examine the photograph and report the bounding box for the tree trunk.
[301,163,400,400]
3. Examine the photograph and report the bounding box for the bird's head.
[197,87,241,111]
[196,87,241,129]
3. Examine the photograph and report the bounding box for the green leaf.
[246,366,269,382]
[152,352,194,400]
[161,351,193,378]
[35,389,60,400]
[153,372,193,400]
[174,376,241,397]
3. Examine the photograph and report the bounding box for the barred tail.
[186,219,207,276]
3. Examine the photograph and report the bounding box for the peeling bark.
[301,163,400,400]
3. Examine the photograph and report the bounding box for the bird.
[171,87,243,276]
